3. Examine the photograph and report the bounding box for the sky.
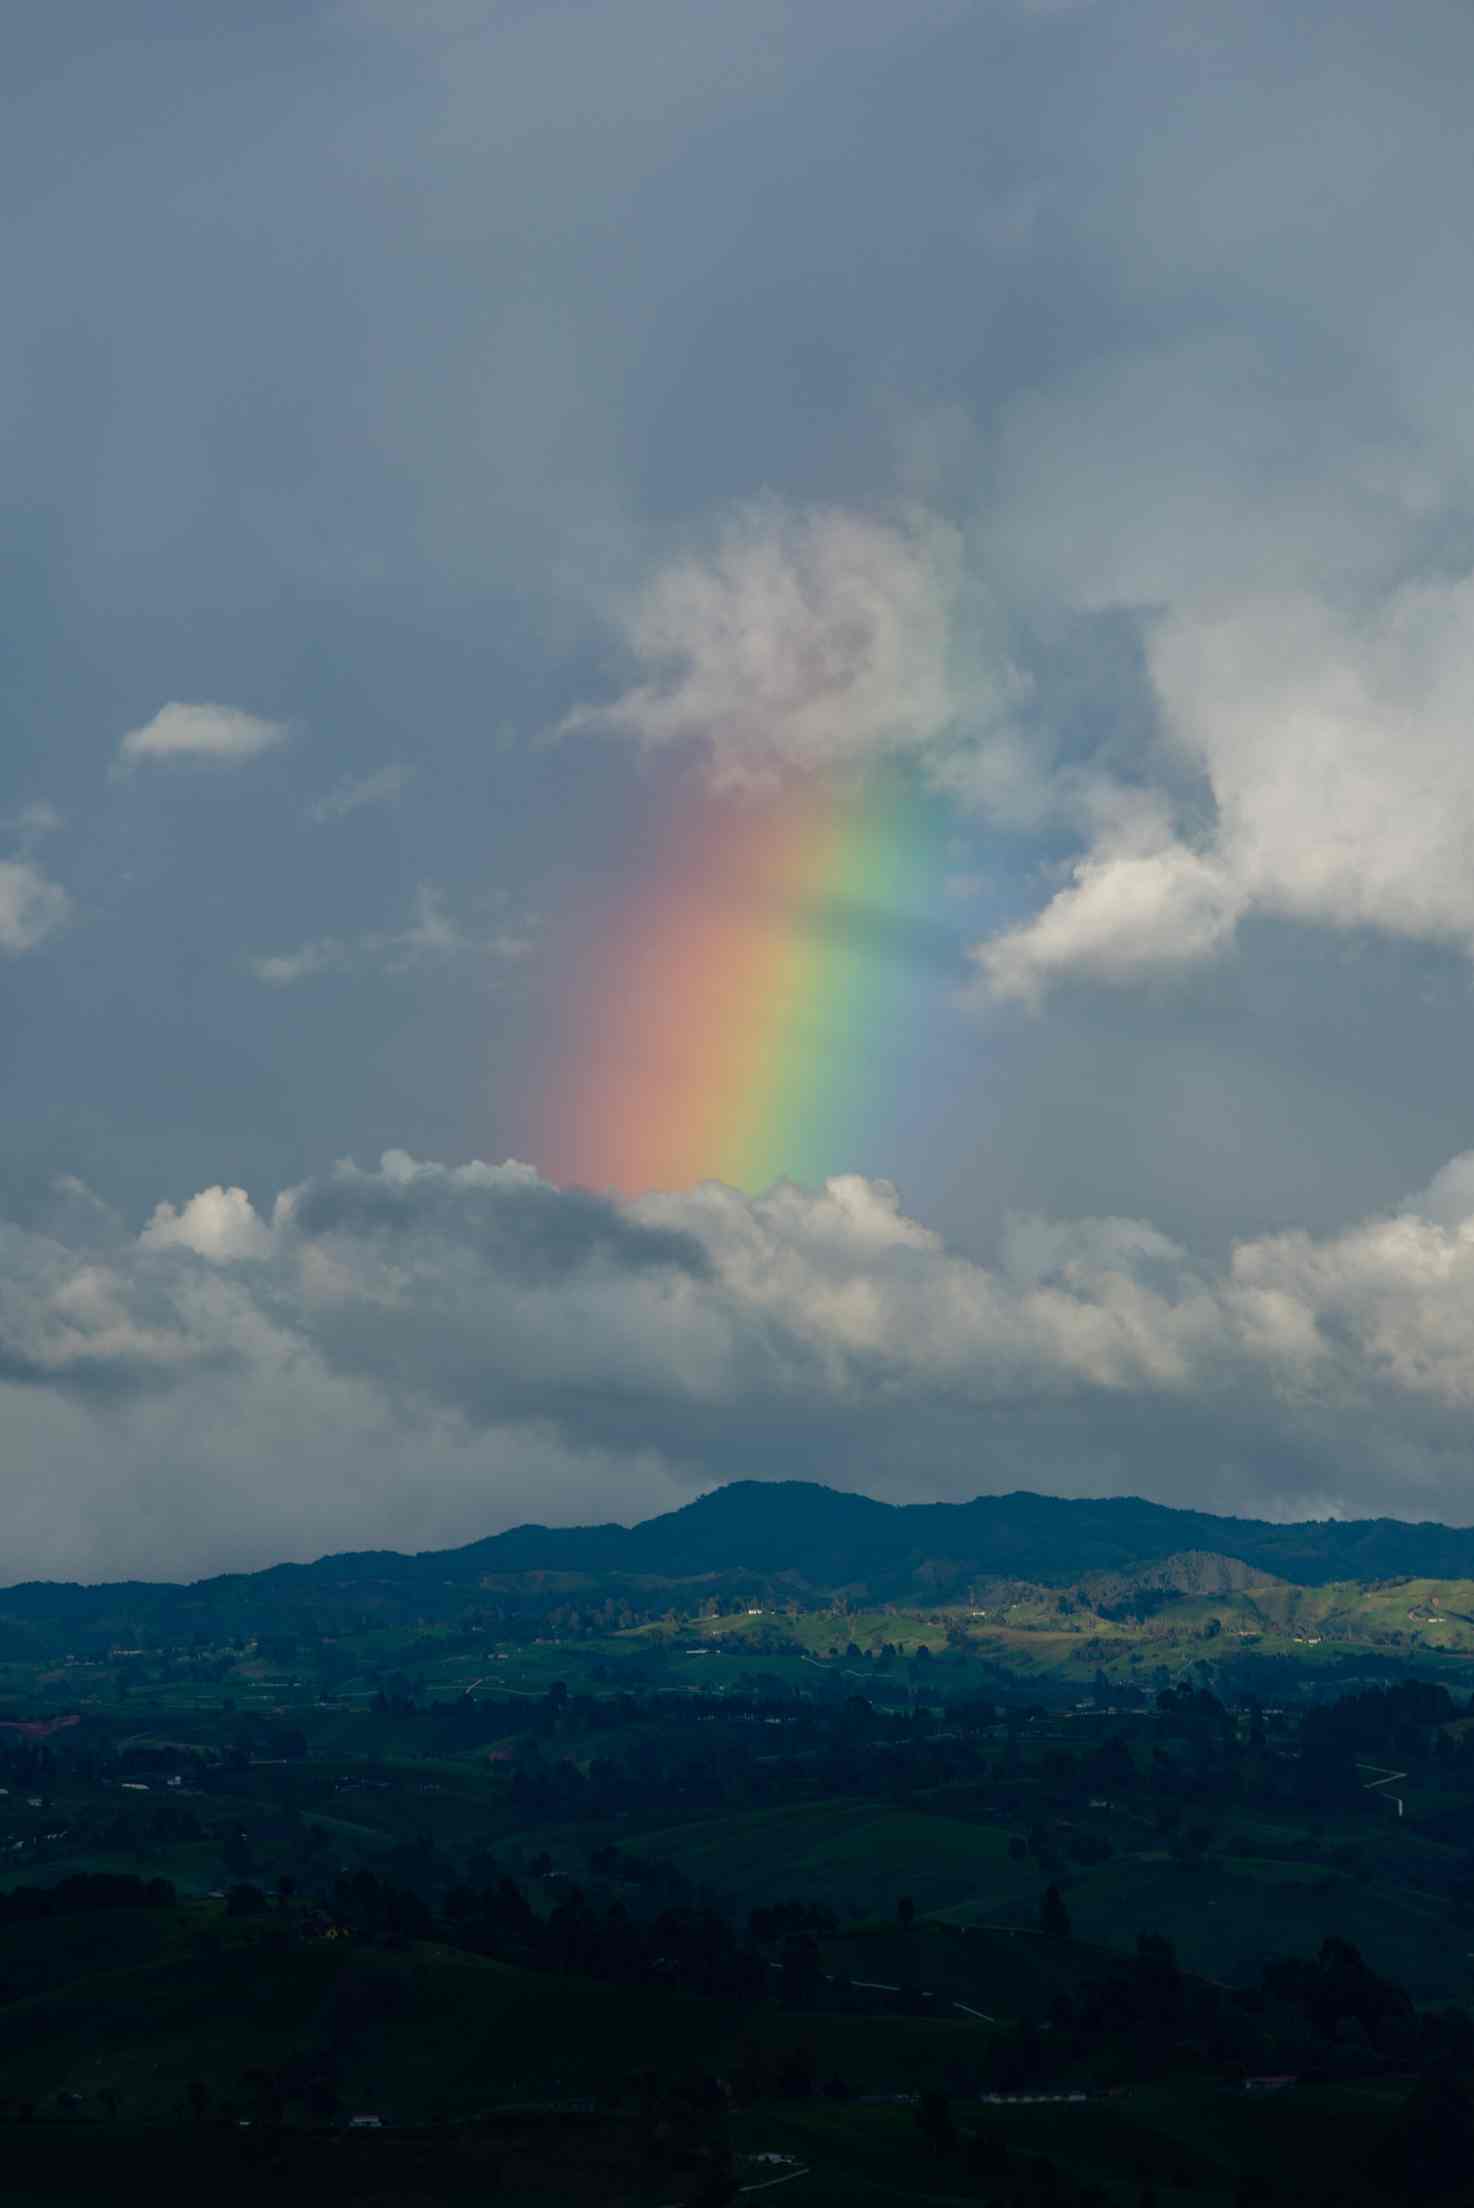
[8,0,1474,1578]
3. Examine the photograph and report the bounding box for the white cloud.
[304,762,412,824]
[12,1145,1474,1573]
[139,1186,272,1263]
[1151,581,1474,949]
[978,843,1245,1005]
[117,702,288,769]
[561,501,980,790]
[0,859,71,956]
[973,573,1474,999]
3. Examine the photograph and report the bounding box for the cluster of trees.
[1302,1679,1464,1761]
[316,1865,769,2004]
[295,1853,1474,2104]
[0,1871,175,1923]
[982,1928,1474,2092]
[427,1690,991,1828]
[414,1670,1467,1853]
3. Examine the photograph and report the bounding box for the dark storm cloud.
[290,1162,712,1286]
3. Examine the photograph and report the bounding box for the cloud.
[561,501,981,790]
[0,860,71,956]
[247,885,531,988]
[304,762,412,824]
[139,1186,272,1263]
[0,1222,220,1405]
[13,0,1474,1560]
[116,702,288,770]
[974,576,1474,999]
[978,842,1244,1005]
[11,1145,1474,1574]
[1149,582,1474,951]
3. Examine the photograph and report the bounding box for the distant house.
[1243,2075,1296,2095]
[347,2113,384,2129]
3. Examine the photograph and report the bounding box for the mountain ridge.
[9,1479,1474,1617]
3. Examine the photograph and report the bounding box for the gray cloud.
[560,501,983,790]
[287,1153,712,1285]
[7,1150,1474,1576]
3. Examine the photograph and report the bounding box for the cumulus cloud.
[0,859,71,956]
[116,702,288,770]
[561,501,983,790]
[139,1186,272,1263]
[978,842,1244,1005]
[10,1148,1474,1574]
[974,576,1474,999]
[1150,582,1474,950]
[570,487,1474,1017]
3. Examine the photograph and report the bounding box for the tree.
[1039,1884,1071,1939]
[915,2089,956,2155]
[897,1894,916,1929]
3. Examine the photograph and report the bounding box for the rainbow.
[536,765,960,1195]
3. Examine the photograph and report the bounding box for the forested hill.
[8,1480,1474,1631]
[492,1479,1474,1590]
